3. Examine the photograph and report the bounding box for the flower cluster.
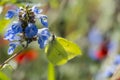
[4,5,51,55]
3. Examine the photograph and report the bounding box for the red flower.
[96,40,109,60]
[15,49,38,64]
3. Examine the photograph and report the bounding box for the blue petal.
[11,35,21,41]
[114,55,120,65]
[37,28,51,49]
[38,38,44,48]
[8,42,20,55]
[41,35,48,41]
[4,29,14,40]
[105,71,113,77]
[104,65,116,78]
[11,22,22,34]
[38,28,50,37]
[88,27,102,44]
[40,15,48,27]
[38,37,48,49]
[15,8,21,14]
[4,30,13,37]
[5,10,15,19]
[41,29,50,37]
[4,33,21,41]
[32,6,42,14]
[88,48,98,60]
[4,33,14,41]
[25,23,38,38]
[4,22,22,41]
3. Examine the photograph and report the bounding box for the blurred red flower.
[96,39,109,60]
[15,49,38,64]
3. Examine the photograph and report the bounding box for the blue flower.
[4,32,21,41]
[11,22,22,34]
[5,10,15,19]
[8,42,20,55]
[104,71,113,78]
[25,23,38,38]
[40,15,48,27]
[88,48,98,60]
[32,6,42,14]
[4,22,22,41]
[104,65,116,78]
[38,35,49,48]
[38,28,50,48]
[15,8,21,14]
[38,38,45,48]
[5,5,50,55]
[114,55,120,65]
[88,27,102,44]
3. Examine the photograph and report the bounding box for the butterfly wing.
[57,37,82,60]
[45,38,68,65]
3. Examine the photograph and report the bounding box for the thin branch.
[0,43,28,69]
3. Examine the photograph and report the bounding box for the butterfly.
[45,35,82,65]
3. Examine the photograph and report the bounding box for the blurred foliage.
[0,0,120,80]
[0,71,11,80]
[0,0,16,5]
[0,19,10,34]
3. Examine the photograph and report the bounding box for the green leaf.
[57,37,82,60]
[45,37,68,65]
[0,71,10,80]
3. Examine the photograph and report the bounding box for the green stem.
[0,43,28,69]
[48,62,55,80]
